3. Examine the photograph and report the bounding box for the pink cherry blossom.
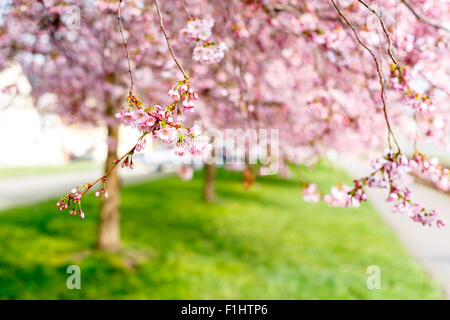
[177,165,194,180]
[156,126,179,144]
[302,184,320,203]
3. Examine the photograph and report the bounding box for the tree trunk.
[203,137,216,202]
[97,121,121,250]
[203,163,216,202]
[243,164,255,190]
[243,147,255,189]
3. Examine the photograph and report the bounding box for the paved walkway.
[0,165,174,210]
[340,155,450,298]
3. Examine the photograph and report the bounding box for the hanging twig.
[66,0,140,198]
[400,0,450,33]
[179,0,192,19]
[330,0,401,152]
[117,0,135,96]
[80,135,144,196]
[154,0,189,79]
[358,0,398,66]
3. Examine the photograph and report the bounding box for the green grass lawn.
[0,163,442,299]
[0,161,101,178]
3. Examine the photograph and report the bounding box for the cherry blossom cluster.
[302,149,446,228]
[121,149,135,169]
[178,165,194,180]
[389,64,435,113]
[1,83,18,94]
[302,182,364,208]
[56,178,110,219]
[416,112,447,142]
[116,81,211,158]
[410,152,449,192]
[3,0,449,228]
[180,18,227,64]
[232,22,250,39]
[57,79,210,219]
[302,183,320,203]
[95,185,109,198]
[115,80,206,149]
[56,187,86,219]
[326,184,364,208]
[290,12,345,48]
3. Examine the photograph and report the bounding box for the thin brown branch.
[75,0,139,197]
[400,0,450,33]
[358,0,398,65]
[330,0,401,151]
[89,0,187,193]
[81,134,144,196]
[179,0,192,19]
[117,0,135,96]
[154,0,189,79]
[419,71,450,96]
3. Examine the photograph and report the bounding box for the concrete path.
[0,164,174,211]
[340,155,450,298]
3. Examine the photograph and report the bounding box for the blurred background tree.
[0,0,195,249]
